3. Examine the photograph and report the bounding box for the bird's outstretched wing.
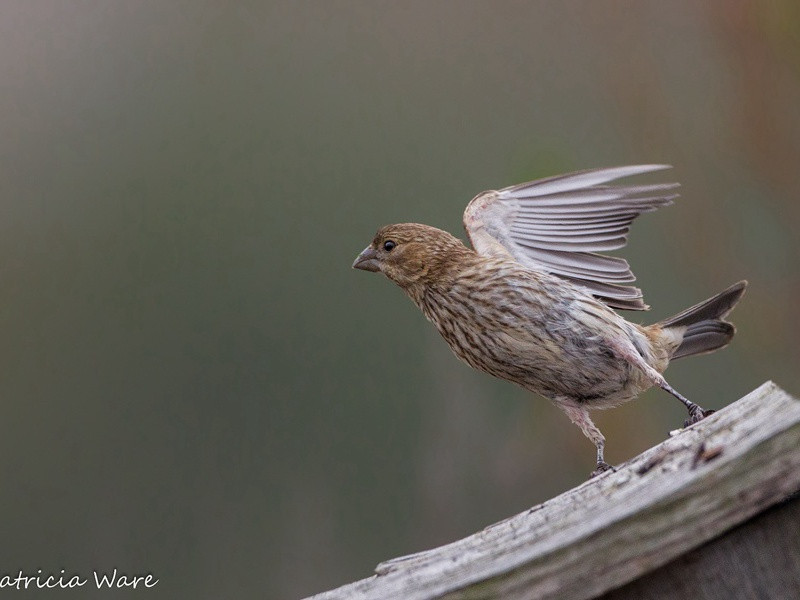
[463,165,678,310]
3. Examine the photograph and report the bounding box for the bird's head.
[352,223,472,290]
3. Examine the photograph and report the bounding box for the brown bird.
[352,165,746,477]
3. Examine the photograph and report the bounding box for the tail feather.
[659,280,747,329]
[671,320,736,359]
[659,280,747,360]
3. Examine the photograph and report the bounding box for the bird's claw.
[684,408,715,428]
[589,461,616,479]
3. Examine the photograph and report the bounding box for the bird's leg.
[609,340,714,427]
[655,375,715,426]
[560,403,614,478]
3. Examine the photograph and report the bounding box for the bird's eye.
[383,240,397,252]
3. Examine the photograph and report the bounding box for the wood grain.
[600,493,800,600]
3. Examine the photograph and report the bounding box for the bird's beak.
[352,246,381,272]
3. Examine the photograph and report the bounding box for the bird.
[352,165,746,477]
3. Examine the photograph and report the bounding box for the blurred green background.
[1,1,798,598]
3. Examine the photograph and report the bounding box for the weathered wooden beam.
[304,382,800,600]
[598,493,800,600]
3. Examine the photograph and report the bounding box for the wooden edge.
[304,382,800,600]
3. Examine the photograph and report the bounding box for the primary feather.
[463,165,678,310]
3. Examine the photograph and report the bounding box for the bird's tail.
[658,280,747,360]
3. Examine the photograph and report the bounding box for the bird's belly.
[439,313,635,404]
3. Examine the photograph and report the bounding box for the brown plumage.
[353,165,746,476]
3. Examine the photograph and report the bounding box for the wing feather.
[463,165,677,310]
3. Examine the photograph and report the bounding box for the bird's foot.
[589,461,616,479]
[684,407,716,428]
